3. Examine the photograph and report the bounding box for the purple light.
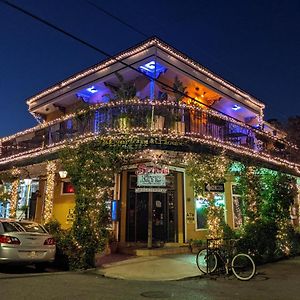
[139,60,167,78]
[232,104,241,111]
[86,86,98,94]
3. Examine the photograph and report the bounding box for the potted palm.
[104,72,137,131]
[172,76,187,134]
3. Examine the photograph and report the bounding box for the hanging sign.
[136,164,169,187]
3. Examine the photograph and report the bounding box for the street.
[1,257,300,300]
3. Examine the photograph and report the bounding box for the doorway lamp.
[59,170,68,179]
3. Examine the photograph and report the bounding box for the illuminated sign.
[136,164,169,175]
[136,164,169,187]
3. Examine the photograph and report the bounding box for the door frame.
[122,164,186,246]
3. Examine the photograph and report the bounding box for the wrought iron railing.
[0,101,298,166]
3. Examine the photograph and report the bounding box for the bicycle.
[196,238,256,281]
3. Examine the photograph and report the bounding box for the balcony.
[0,100,299,173]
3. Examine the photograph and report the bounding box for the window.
[195,197,208,229]
[2,222,21,232]
[62,181,75,194]
[195,194,226,230]
[17,222,46,233]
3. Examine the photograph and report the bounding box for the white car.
[0,219,56,270]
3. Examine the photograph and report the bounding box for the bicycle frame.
[205,238,237,275]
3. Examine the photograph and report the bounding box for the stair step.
[119,246,190,256]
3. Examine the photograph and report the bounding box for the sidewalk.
[95,253,201,281]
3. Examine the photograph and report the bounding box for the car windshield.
[2,222,47,233]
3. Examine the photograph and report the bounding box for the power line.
[0,0,269,131]
[85,0,148,38]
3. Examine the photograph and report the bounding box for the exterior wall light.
[24,178,32,185]
[59,170,68,179]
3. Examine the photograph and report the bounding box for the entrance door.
[126,171,178,244]
[152,192,166,243]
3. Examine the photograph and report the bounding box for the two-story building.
[0,37,299,249]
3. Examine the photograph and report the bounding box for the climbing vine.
[235,164,299,260]
[60,138,137,269]
[186,152,231,241]
[235,165,263,223]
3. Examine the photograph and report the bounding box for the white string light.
[1,100,295,152]
[0,125,299,175]
[43,161,56,223]
[26,38,264,112]
[9,168,20,218]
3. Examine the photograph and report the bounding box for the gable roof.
[26,37,265,110]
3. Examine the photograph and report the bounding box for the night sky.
[1,0,300,137]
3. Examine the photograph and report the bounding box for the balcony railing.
[0,100,298,167]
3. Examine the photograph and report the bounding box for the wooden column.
[147,192,153,248]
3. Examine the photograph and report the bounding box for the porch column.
[43,161,56,223]
[147,192,153,248]
[9,168,20,218]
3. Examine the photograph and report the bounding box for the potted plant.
[104,72,137,101]
[173,76,187,103]
[189,239,206,253]
[152,105,168,131]
[117,111,131,132]
[172,110,185,135]
[104,72,137,131]
[172,77,187,134]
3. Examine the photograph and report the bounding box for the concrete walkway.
[96,253,201,281]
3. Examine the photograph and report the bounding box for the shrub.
[191,239,205,248]
[237,219,278,264]
[223,224,239,240]
[45,220,84,270]
[288,226,300,256]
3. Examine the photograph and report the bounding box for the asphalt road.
[1,257,300,300]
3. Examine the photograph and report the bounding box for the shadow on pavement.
[0,263,64,275]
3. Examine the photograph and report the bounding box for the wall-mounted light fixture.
[24,178,32,185]
[232,104,241,111]
[59,170,68,179]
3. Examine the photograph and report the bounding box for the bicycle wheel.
[196,249,217,274]
[231,253,256,280]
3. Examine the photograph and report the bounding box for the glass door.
[126,171,178,244]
